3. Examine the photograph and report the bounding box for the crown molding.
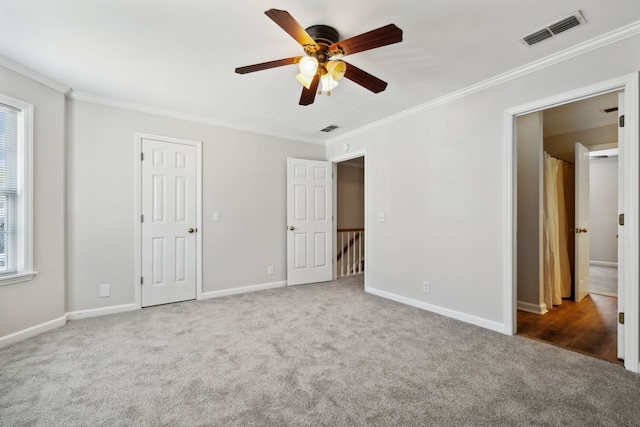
[326,19,640,145]
[0,55,71,95]
[68,92,326,145]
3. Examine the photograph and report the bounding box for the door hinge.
[619,213,624,226]
[141,152,144,161]
[141,214,144,223]
[141,276,144,285]
[619,115,625,128]
[619,312,625,325]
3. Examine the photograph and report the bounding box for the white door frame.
[503,73,640,373]
[134,132,203,308]
[329,149,368,288]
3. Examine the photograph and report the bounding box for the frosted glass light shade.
[326,60,346,81]
[296,73,313,89]
[298,56,319,77]
[320,74,339,92]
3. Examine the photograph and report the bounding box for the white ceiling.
[1,1,640,144]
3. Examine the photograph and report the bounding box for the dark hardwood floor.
[517,294,621,364]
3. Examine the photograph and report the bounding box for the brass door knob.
[188,227,195,233]
[289,226,295,231]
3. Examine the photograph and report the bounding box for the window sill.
[0,271,39,287]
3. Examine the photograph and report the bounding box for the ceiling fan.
[235,9,403,106]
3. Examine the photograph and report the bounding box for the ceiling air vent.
[320,125,339,133]
[520,10,586,46]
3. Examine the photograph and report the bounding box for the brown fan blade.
[343,62,388,93]
[235,57,302,74]
[329,24,403,57]
[299,74,320,106]
[265,9,318,51]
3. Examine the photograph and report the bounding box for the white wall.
[326,33,640,330]
[67,100,324,312]
[0,65,66,338]
[590,156,618,264]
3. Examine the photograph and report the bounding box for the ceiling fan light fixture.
[295,73,314,89]
[298,56,319,77]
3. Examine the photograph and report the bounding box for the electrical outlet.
[268,266,274,276]
[99,284,111,298]
[422,281,430,293]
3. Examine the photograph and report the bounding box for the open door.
[574,142,590,302]
[287,158,333,286]
[617,92,625,360]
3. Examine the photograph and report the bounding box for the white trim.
[366,287,506,334]
[66,304,138,320]
[590,261,618,267]
[71,92,324,146]
[505,73,640,373]
[0,55,71,95]
[327,20,640,145]
[329,149,368,289]
[0,271,38,287]
[134,132,203,308]
[201,281,287,299]
[0,316,66,349]
[517,301,548,315]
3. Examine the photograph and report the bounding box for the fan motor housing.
[305,25,339,49]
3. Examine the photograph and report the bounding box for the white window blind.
[0,93,35,286]
[0,102,20,275]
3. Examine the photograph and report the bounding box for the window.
[0,94,35,285]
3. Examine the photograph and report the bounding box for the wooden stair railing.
[337,228,364,276]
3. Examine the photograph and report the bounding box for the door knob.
[289,226,295,231]
[576,228,588,233]
[188,227,195,233]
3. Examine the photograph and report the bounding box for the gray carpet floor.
[2,275,640,426]
[589,264,618,297]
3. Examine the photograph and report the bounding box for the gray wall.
[337,161,365,230]
[326,32,640,328]
[590,156,618,264]
[0,65,66,337]
[516,112,544,310]
[66,100,324,312]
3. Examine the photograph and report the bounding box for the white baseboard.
[201,281,287,299]
[365,286,506,334]
[0,315,66,349]
[66,303,139,320]
[590,261,618,267]
[201,280,287,299]
[517,300,548,315]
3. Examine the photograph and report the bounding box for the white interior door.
[141,138,197,307]
[574,142,590,302]
[287,158,333,286]
[617,92,625,360]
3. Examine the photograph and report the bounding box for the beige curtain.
[543,153,573,309]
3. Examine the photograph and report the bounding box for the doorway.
[515,92,621,363]
[506,74,640,373]
[336,157,365,279]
